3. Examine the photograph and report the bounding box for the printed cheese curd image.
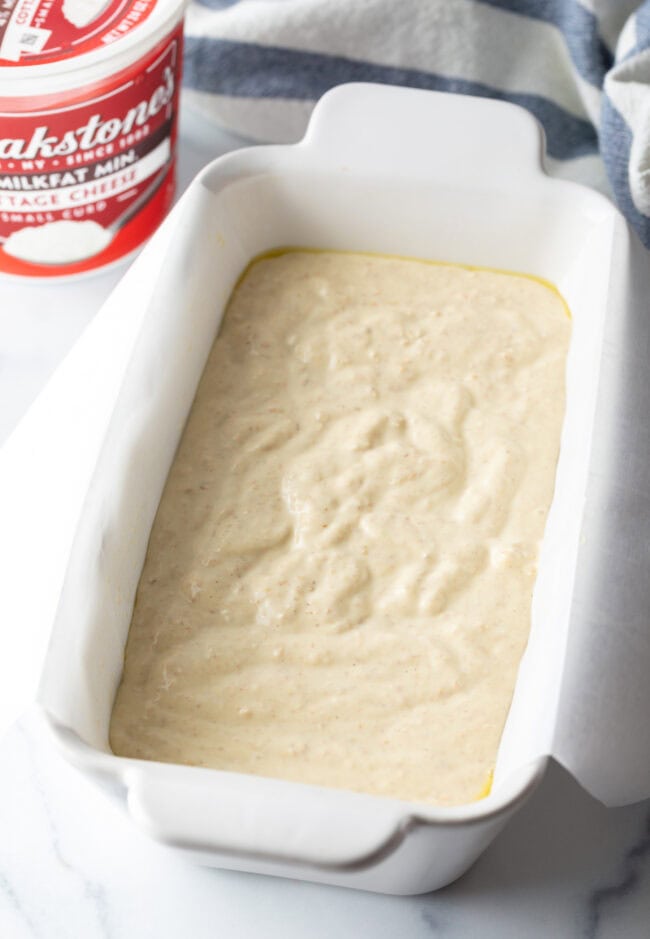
[110,250,571,807]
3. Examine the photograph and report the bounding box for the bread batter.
[110,250,570,806]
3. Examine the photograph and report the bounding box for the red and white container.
[0,0,186,278]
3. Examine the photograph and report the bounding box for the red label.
[0,0,157,66]
[0,25,182,277]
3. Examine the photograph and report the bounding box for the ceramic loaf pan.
[29,84,650,894]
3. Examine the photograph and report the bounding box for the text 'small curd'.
[110,250,570,806]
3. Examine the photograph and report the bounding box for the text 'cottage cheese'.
[0,0,186,277]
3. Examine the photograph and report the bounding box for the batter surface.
[110,250,570,806]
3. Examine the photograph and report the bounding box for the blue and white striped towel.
[183,1,650,249]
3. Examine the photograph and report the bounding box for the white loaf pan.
[8,84,649,894]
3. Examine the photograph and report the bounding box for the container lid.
[0,0,184,87]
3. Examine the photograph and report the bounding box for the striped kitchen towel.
[183,0,650,249]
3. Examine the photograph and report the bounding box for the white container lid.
[0,0,186,96]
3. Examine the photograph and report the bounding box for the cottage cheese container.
[0,0,185,278]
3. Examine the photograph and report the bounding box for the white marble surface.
[1,97,649,938]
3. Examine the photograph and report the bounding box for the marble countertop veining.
[0,96,649,939]
[0,712,649,939]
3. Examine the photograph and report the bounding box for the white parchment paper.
[496,213,650,805]
[2,97,650,808]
